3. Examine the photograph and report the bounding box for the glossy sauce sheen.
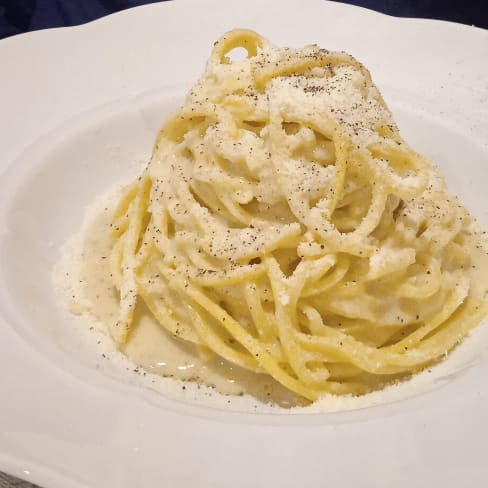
[78,193,488,408]
[81,202,304,407]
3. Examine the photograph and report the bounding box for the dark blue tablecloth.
[0,0,486,39]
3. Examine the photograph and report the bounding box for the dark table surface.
[0,0,487,39]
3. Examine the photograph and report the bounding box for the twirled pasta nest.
[107,29,487,401]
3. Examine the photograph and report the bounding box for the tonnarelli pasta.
[106,30,488,401]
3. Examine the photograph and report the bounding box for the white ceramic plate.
[1,1,488,486]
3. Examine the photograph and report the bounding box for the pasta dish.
[75,30,488,403]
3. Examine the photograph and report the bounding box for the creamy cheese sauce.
[72,191,488,409]
[80,201,305,408]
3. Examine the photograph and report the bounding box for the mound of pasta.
[108,29,487,401]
